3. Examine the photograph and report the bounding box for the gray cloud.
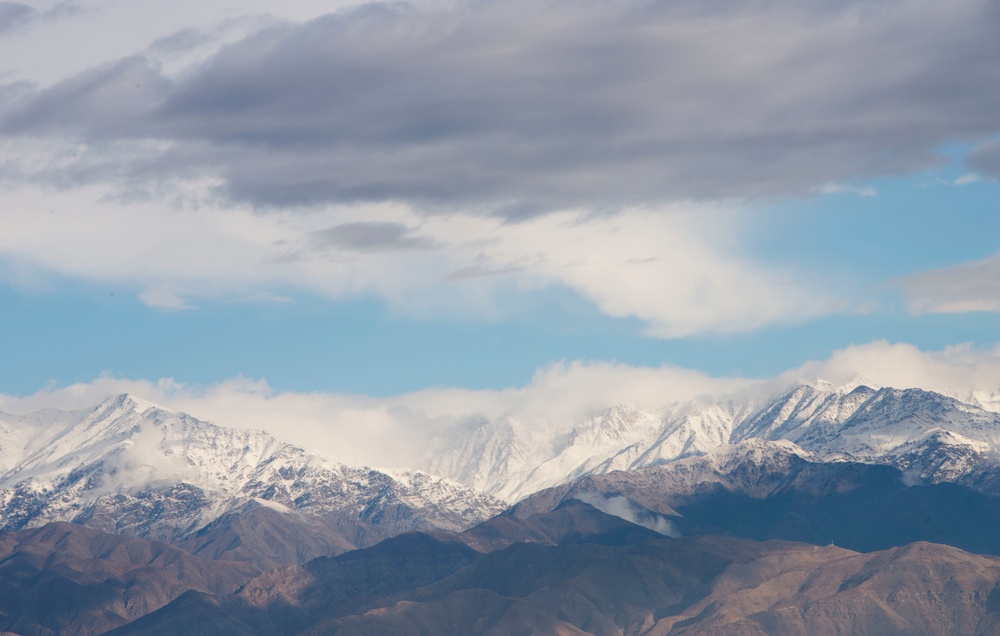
[968,139,1000,181]
[900,255,1000,314]
[2,56,169,136]
[307,221,436,253]
[0,2,34,34]
[148,27,215,56]
[3,0,1000,214]
[0,2,79,35]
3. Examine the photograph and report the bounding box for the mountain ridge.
[0,393,505,567]
[424,382,1000,501]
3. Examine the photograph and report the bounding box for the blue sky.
[2,171,997,397]
[1,0,999,414]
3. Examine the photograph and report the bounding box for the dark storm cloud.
[306,221,437,253]
[3,0,1000,214]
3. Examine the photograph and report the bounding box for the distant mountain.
[425,382,1000,501]
[103,502,1000,636]
[0,394,505,567]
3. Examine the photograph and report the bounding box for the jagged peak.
[94,393,164,417]
[800,376,881,395]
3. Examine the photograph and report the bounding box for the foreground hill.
[0,522,257,635]
[104,502,1000,635]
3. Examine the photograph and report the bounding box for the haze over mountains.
[3,379,1000,633]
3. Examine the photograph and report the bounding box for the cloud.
[441,205,837,337]
[897,253,1000,314]
[4,342,1000,470]
[0,362,751,468]
[575,492,678,536]
[147,27,216,56]
[305,222,437,254]
[0,3,34,35]
[955,173,982,186]
[96,422,197,493]
[0,2,81,36]
[2,0,1000,211]
[816,183,877,197]
[781,341,1000,404]
[0,178,838,335]
[139,285,196,310]
[968,139,1000,181]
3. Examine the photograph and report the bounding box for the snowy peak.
[0,397,505,547]
[427,380,1000,502]
[731,383,878,446]
[799,387,1000,459]
[802,376,881,394]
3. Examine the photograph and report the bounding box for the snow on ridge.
[803,376,881,394]
[427,380,1000,502]
[0,394,506,541]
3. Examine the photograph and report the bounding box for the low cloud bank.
[575,492,678,537]
[2,342,999,469]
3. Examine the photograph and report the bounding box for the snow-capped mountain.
[425,400,757,501]
[0,394,504,559]
[425,381,1000,502]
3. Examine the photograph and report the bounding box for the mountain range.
[425,380,1000,501]
[0,394,505,569]
[3,380,1000,633]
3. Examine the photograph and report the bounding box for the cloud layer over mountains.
[3,341,998,469]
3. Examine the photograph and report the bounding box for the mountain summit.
[0,394,504,567]
[426,382,1000,501]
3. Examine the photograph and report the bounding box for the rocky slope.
[0,394,505,567]
[0,522,258,635]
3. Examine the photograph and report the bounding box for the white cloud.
[955,173,982,186]
[575,492,677,536]
[4,342,1000,469]
[0,363,751,468]
[816,183,877,198]
[897,253,1000,314]
[781,341,1000,405]
[139,285,195,310]
[0,175,839,336]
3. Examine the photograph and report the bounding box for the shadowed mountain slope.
[0,522,257,636]
[106,502,1000,635]
[510,440,1000,555]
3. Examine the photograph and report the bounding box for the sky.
[1,0,999,464]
